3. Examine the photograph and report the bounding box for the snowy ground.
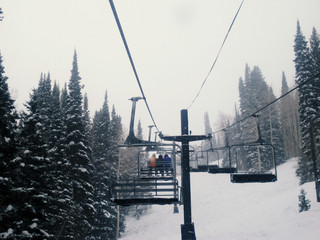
[120,158,320,240]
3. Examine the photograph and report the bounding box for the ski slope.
[120,158,320,240]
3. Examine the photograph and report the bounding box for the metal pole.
[148,125,155,142]
[180,109,196,240]
[125,97,143,145]
[173,143,179,214]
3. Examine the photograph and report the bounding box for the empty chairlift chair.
[229,116,278,183]
[207,148,236,174]
[194,150,209,172]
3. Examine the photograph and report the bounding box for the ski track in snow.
[120,158,320,240]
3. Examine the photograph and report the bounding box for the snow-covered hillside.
[120,158,320,240]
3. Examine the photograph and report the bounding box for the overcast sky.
[1,0,320,139]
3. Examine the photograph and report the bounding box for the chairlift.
[138,145,178,180]
[228,115,277,183]
[111,97,181,205]
[206,148,236,174]
[194,149,209,172]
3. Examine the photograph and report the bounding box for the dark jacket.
[164,154,172,168]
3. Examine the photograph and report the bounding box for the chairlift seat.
[113,197,179,206]
[231,172,277,183]
[139,167,174,180]
[192,165,208,172]
[208,167,236,174]
[111,178,180,206]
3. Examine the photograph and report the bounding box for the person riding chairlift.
[148,154,156,175]
[157,154,165,176]
[164,154,172,175]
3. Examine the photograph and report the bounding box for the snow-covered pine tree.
[65,50,95,239]
[227,105,246,170]
[298,188,311,212]
[204,112,212,137]
[280,72,301,159]
[46,81,74,239]
[83,93,92,155]
[237,65,285,171]
[266,86,285,166]
[9,73,58,239]
[109,105,126,236]
[110,105,123,147]
[60,83,69,120]
[238,72,256,143]
[237,76,254,170]
[0,53,19,238]
[137,119,143,140]
[309,27,320,176]
[238,66,262,171]
[0,53,18,161]
[91,90,118,239]
[294,21,319,184]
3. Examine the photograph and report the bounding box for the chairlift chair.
[228,116,278,183]
[138,145,177,180]
[206,148,236,174]
[193,150,208,172]
[110,97,181,205]
[112,178,180,206]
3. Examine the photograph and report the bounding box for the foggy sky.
[1,0,320,139]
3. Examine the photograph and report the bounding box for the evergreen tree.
[0,54,18,160]
[298,188,311,212]
[204,112,216,147]
[238,66,264,171]
[137,119,143,140]
[238,75,256,143]
[279,72,302,159]
[203,112,216,163]
[309,27,320,73]
[204,112,212,136]
[266,86,285,165]
[294,21,319,184]
[65,50,95,239]
[110,105,123,147]
[280,72,294,158]
[0,53,19,238]
[227,105,246,170]
[91,91,118,239]
[8,73,57,239]
[47,81,74,239]
[237,64,285,171]
[83,93,92,153]
[60,83,69,120]
[109,105,126,236]
[309,27,320,174]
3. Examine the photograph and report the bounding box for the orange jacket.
[148,156,156,168]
